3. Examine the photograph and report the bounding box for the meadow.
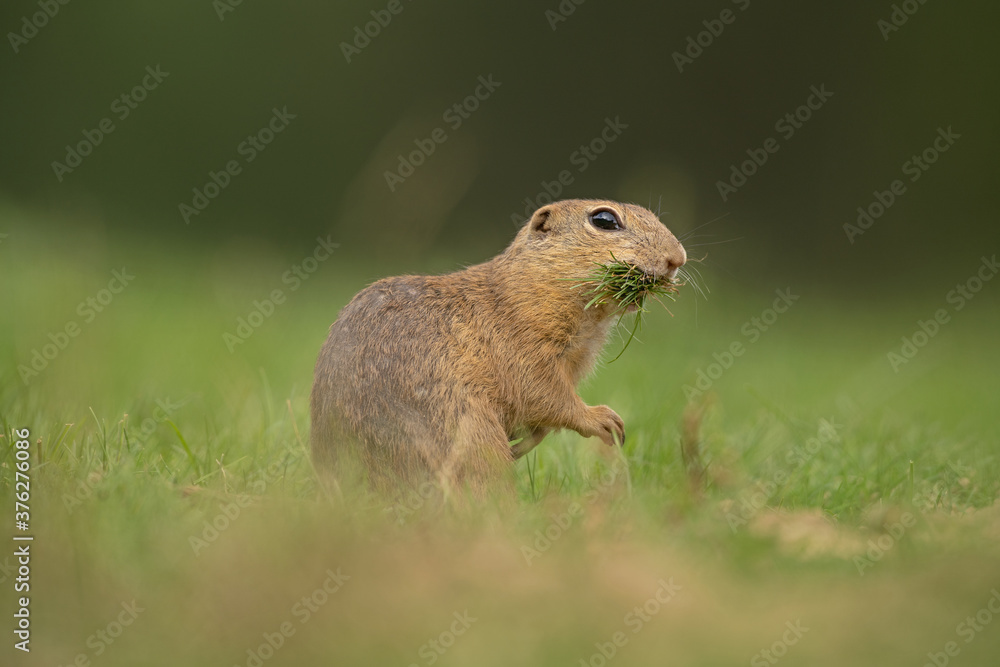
[2,216,1000,667]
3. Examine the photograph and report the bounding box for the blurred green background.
[2,0,998,289]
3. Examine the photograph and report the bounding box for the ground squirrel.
[310,199,686,490]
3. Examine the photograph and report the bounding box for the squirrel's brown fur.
[310,199,686,490]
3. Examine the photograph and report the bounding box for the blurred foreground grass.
[2,215,1000,666]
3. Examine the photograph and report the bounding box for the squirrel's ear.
[529,206,553,234]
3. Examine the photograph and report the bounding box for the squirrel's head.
[508,199,687,303]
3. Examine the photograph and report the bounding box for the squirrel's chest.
[561,316,615,383]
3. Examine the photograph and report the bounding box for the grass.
[2,217,1000,666]
[576,252,680,361]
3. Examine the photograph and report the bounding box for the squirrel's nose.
[664,244,687,277]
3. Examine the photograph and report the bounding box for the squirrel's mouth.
[579,258,680,313]
[577,259,682,362]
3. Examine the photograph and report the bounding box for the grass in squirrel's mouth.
[574,253,681,361]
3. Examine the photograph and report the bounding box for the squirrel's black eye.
[590,210,622,231]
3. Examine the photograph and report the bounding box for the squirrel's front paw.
[586,405,625,447]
